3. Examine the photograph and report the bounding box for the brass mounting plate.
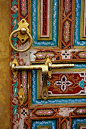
[17,19,30,43]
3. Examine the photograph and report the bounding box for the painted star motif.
[54,75,73,92]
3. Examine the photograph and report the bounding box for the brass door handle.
[9,19,32,52]
[12,57,74,100]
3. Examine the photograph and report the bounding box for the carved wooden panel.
[9,0,86,128]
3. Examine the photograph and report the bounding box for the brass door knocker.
[9,19,32,52]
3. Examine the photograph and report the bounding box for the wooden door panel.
[9,0,86,128]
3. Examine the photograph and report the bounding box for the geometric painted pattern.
[79,72,86,82]
[32,70,86,105]
[30,49,86,63]
[33,108,55,117]
[10,0,86,128]
[61,50,72,59]
[63,20,70,43]
[20,0,28,17]
[54,75,73,92]
[74,107,86,115]
[46,72,85,95]
[78,52,86,59]
[60,0,73,49]
[35,51,55,59]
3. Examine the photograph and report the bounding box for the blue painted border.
[32,120,56,129]
[71,64,86,69]
[74,0,86,46]
[32,0,58,46]
[72,118,86,129]
[32,68,86,105]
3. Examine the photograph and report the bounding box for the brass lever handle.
[12,57,74,100]
[9,19,32,52]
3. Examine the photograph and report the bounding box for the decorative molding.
[37,70,86,99]
[37,0,52,41]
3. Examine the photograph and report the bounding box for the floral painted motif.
[35,51,55,59]
[61,50,72,59]
[11,5,18,12]
[11,0,19,128]
[62,122,67,129]
[33,109,55,117]
[20,0,28,17]
[22,71,27,94]
[74,108,86,115]
[78,52,86,58]
[47,73,82,94]
[63,21,70,43]
[65,0,71,13]
[54,75,73,92]
[13,108,28,129]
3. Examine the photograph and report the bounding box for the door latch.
[11,57,74,101]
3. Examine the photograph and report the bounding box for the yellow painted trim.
[30,102,86,108]
[77,123,86,129]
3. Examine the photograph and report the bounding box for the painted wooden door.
[9,0,86,128]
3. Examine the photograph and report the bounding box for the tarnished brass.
[18,84,25,107]
[12,57,74,100]
[9,19,32,52]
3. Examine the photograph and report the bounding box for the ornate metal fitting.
[45,56,52,79]
[11,57,74,101]
[11,58,18,79]
[18,84,25,107]
[9,19,32,52]
[17,19,30,43]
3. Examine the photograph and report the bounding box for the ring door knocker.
[9,19,32,52]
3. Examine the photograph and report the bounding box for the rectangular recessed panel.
[32,0,58,46]
[75,0,86,45]
[32,120,56,129]
[37,70,86,99]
